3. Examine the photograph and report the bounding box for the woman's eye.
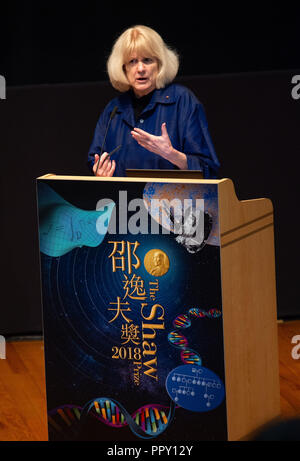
[127,57,154,66]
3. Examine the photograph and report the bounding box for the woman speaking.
[87,25,220,178]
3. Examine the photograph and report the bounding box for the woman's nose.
[137,61,145,72]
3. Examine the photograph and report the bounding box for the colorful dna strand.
[48,400,175,440]
[168,307,222,366]
[48,404,82,440]
[80,397,175,439]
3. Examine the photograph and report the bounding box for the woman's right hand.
[93,153,116,177]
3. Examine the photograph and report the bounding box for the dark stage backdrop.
[1,70,300,336]
[1,4,300,86]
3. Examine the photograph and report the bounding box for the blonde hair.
[107,25,179,92]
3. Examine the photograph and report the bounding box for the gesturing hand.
[93,153,116,177]
[131,122,173,159]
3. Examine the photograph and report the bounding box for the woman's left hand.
[131,122,173,159]
[131,122,188,169]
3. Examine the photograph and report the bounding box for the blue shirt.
[87,83,220,178]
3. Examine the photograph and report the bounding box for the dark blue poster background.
[37,178,227,441]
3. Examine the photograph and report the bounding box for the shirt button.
[139,119,144,124]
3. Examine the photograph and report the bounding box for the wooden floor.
[0,320,300,441]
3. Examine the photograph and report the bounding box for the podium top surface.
[37,173,227,185]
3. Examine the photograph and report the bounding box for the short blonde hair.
[107,25,179,92]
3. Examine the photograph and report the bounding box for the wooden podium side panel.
[218,180,280,440]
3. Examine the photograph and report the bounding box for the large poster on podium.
[37,177,227,441]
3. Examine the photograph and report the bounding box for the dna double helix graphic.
[165,307,225,413]
[168,308,222,366]
[48,400,175,440]
[80,398,175,439]
[48,405,82,440]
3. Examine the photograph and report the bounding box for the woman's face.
[124,52,158,97]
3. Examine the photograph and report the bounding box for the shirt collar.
[149,84,176,105]
[117,83,175,114]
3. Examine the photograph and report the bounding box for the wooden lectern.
[36,175,280,441]
[217,178,280,440]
